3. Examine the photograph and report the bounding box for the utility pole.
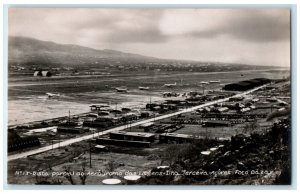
[68,110,71,124]
[271,105,273,113]
[89,142,92,168]
[58,135,60,148]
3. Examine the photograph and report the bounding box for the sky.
[8,8,290,67]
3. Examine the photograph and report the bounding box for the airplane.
[46,93,60,98]
[115,87,128,92]
[209,80,221,83]
[139,86,150,90]
[164,82,177,87]
[200,81,209,85]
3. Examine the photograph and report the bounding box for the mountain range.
[8,36,162,67]
[8,36,270,70]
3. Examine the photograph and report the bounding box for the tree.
[63,166,75,185]
[79,161,88,185]
[106,160,116,178]
[161,144,191,166]
[243,120,259,134]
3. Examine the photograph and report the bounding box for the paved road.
[7,84,267,162]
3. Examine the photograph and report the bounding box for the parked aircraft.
[164,82,177,87]
[115,87,128,92]
[139,86,150,90]
[209,80,221,83]
[200,81,209,85]
[46,93,60,98]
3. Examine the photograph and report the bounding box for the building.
[203,107,211,113]
[229,96,244,102]
[121,113,138,122]
[96,138,151,148]
[57,126,88,134]
[90,104,103,111]
[240,107,251,113]
[140,111,151,118]
[223,78,271,91]
[109,131,156,142]
[94,145,108,152]
[216,107,229,113]
[139,122,155,132]
[8,130,40,152]
[198,113,267,120]
[110,109,123,114]
[146,103,160,110]
[224,82,251,91]
[83,116,119,128]
[159,133,203,143]
[33,71,41,76]
[202,120,231,127]
[98,111,110,116]
[87,113,98,118]
[57,121,88,133]
[33,71,52,77]
[165,99,186,106]
[121,107,132,112]
[95,130,155,148]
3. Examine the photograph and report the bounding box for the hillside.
[8,36,272,72]
[8,36,159,67]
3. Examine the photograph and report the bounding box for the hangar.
[223,78,271,91]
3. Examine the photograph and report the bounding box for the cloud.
[8,8,291,66]
[226,9,290,42]
[161,9,290,43]
[9,8,290,44]
[9,8,167,44]
[82,10,168,43]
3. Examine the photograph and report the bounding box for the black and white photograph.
[6,6,293,186]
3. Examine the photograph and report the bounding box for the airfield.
[7,68,291,185]
[8,69,288,125]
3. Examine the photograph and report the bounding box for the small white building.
[33,71,52,77]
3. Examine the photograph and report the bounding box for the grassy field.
[7,140,165,185]
[8,69,289,126]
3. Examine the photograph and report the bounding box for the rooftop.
[140,122,155,127]
[110,131,155,138]
[161,133,203,139]
[90,104,110,108]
